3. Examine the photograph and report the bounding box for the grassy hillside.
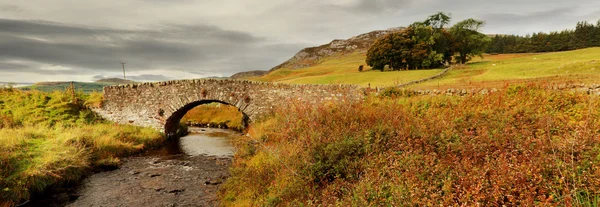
[251,48,600,89]
[413,47,600,88]
[0,89,163,206]
[251,52,444,88]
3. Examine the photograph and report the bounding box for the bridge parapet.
[95,79,365,135]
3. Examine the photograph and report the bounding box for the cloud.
[1,0,600,82]
[0,18,304,82]
[93,74,173,81]
[0,4,23,13]
[340,0,410,14]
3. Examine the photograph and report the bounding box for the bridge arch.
[164,100,249,136]
[93,79,364,134]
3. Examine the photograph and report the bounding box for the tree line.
[367,12,490,70]
[487,21,600,54]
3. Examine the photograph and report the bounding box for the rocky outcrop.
[270,27,404,71]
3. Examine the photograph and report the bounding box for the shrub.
[220,84,600,206]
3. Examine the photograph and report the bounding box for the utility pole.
[121,62,127,80]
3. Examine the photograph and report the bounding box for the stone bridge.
[94,79,365,135]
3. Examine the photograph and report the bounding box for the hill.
[231,27,404,80]
[230,70,268,79]
[250,42,600,88]
[19,78,138,93]
[95,78,135,84]
[20,82,111,93]
[251,51,444,88]
[271,27,403,72]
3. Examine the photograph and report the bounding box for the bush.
[220,84,600,206]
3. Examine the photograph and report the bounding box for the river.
[24,128,240,207]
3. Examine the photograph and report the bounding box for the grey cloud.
[352,0,409,13]
[0,62,29,70]
[482,7,577,23]
[0,18,299,80]
[127,74,173,81]
[0,5,23,12]
[93,74,173,81]
[1,0,600,83]
[480,7,584,34]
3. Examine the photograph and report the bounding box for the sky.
[0,0,599,83]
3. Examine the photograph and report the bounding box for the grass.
[0,88,163,206]
[414,47,600,89]
[219,84,600,206]
[180,103,245,131]
[252,48,600,89]
[251,52,444,88]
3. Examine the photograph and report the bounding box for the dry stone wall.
[94,79,365,135]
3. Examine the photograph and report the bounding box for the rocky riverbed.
[25,128,237,207]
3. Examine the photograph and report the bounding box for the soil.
[26,154,231,207]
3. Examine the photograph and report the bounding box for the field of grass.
[220,84,600,206]
[252,48,600,89]
[0,89,163,206]
[251,52,444,88]
[414,47,600,89]
[181,103,245,131]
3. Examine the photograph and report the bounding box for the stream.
[25,128,241,207]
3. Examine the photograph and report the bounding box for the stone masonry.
[94,79,365,135]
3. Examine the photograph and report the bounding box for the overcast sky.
[1,0,599,83]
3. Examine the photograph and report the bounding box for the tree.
[450,19,490,64]
[424,12,451,30]
[366,29,414,70]
[366,12,455,70]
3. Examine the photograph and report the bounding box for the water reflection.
[147,127,238,157]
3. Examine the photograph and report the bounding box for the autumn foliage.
[220,84,600,206]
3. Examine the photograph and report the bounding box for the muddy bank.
[25,128,238,207]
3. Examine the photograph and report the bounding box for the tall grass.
[0,89,163,206]
[220,83,600,206]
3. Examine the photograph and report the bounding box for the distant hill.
[230,70,268,79]
[230,27,405,79]
[95,78,136,84]
[270,27,404,72]
[20,82,112,94]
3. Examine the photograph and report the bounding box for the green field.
[253,47,600,89]
[414,47,600,88]
[252,52,444,88]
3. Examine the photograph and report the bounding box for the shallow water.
[144,127,239,157]
[22,127,239,207]
[179,128,238,157]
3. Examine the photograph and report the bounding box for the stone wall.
[94,79,365,135]
[390,83,600,96]
[397,67,452,88]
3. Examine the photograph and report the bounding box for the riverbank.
[23,128,238,207]
[25,154,231,207]
[0,89,164,206]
